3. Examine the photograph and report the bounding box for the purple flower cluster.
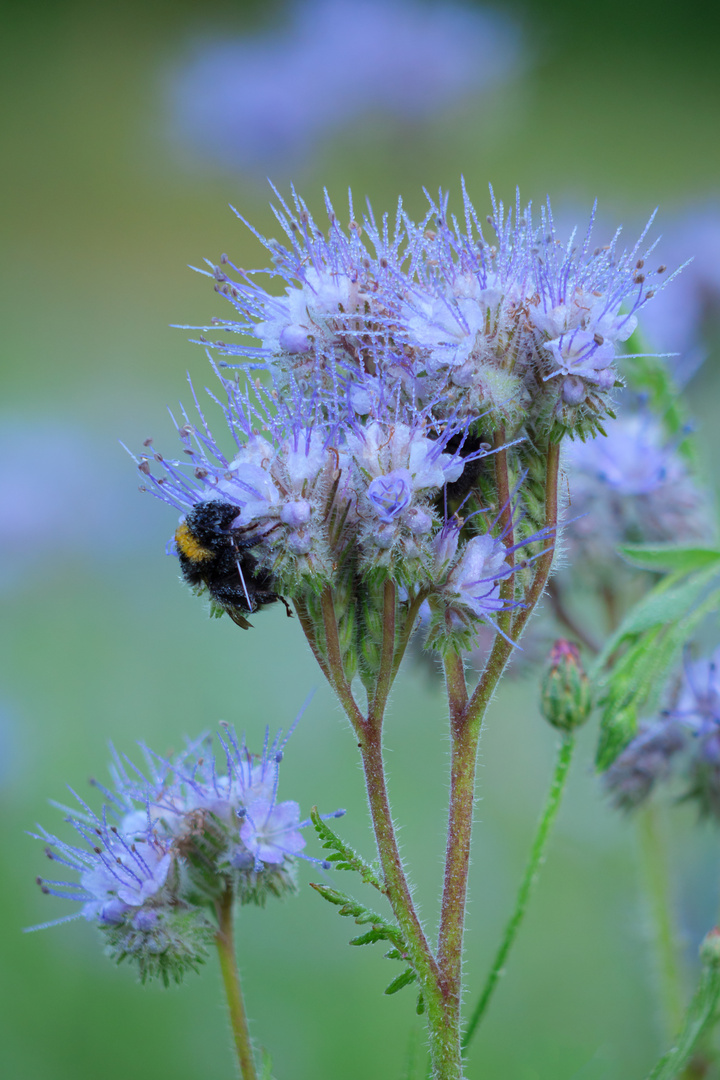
[564,411,712,570]
[132,184,663,639]
[605,648,720,818]
[30,716,340,981]
[167,0,523,175]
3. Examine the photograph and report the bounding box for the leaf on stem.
[310,806,385,891]
[309,881,418,994]
[593,562,720,771]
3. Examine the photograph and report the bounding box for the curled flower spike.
[604,648,720,819]
[177,183,667,439]
[564,411,713,573]
[28,703,343,980]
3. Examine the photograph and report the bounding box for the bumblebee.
[174,501,288,629]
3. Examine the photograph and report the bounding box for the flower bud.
[540,639,593,732]
[700,927,720,966]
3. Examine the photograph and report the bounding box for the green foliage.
[646,935,720,1080]
[309,880,417,995]
[619,544,720,574]
[593,555,720,771]
[309,882,404,949]
[384,968,417,995]
[310,806,385,891]
[260,1050,274,1080]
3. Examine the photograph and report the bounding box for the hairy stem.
[370,579,397,723]
[319,585,365,728]
[215,888,258,1080]
[464,440,560,733]
[547,579,600,655]
[391,588,429,682]
[358,728,440,982]
[462,733,576,1053]
[437,653,476,1013]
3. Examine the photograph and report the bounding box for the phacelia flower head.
[397,185,665,437]
[29,708,343,979]
[133,181,674,643]
[604,648,720,819]
[564,410,712,572]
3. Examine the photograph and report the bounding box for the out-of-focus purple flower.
[604,648,720,819]
[640,201,720,382]
[603,718,687,811]
[564,411,713,567]
[0,416,141,591]
[167,0,524,174]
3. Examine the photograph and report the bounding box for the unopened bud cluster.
[31,722,339,984]
[540,639,593,732]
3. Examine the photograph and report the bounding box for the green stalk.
[462,733,576,1053]
[638,804,686,1042]
[646,955,720,1080]
[215,888,258,1080]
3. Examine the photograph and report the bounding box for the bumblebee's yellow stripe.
[175,522,214,562]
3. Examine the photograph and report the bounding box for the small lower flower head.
[29,708,342,979]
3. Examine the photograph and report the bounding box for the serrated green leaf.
[349,927,398,947]
[619,544,720,574]
[309,882,405,950]
[310,806,384,892]
[384,968,417,995]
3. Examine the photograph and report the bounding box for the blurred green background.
[2,1,720,1078]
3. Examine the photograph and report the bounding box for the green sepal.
[384,968,417,995]
[309,806,384,892]
[101,907,215,987]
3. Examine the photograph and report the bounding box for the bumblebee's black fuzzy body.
[175,501,281,628]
